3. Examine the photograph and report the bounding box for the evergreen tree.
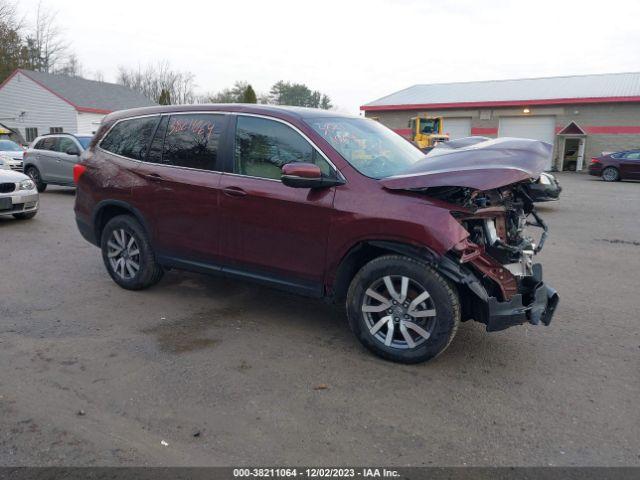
[241,84,257,103]
[158,88,171,105]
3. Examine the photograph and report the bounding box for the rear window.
[100,116,160,160]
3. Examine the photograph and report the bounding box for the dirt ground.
[1,173,638,466]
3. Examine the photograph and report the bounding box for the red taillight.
[73,164,87,184]
[590,157,600,164]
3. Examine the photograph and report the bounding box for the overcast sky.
[16,0,640,113]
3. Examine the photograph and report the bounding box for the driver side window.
[234,116,333,180]
[57,137,76,154]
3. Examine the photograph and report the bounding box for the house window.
[49,127,63,134]
[25,127,38,142]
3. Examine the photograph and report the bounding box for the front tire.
[602,166,620,182]
[346,255,460,364]
[100,215,163,290]
[25,166,47,192]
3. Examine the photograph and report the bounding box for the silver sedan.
[0,169,39,220]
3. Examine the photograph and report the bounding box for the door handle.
[143,172,163,182]
[222,186,247,197]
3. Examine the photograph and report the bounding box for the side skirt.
[157,255,324,298]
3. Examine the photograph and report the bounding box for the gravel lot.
[1,173,638,466]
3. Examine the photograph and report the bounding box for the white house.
[0,69,155,143]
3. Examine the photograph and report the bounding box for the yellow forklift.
[408,115,449,152]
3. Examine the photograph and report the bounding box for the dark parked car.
[23,133,93,191]
[589,149,640,181]
[74,105,558,364]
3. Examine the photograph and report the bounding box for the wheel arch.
[329,239,440,303]
[92,200,153,246]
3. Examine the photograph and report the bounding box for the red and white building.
[361,72,640,171]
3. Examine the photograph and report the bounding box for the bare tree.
[200,81,259,104]
[26,1,68,72]
[92,70,105,82]
[117,61,196,104]
[53,53,82,77]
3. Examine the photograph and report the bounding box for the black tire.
[346,254,460,364]
[25,166,47,192]
[100,214,163,290]
[13,211,37,220]
[602,166,620,182]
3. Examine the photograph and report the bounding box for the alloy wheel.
[107,228,141,280]
[361,275,436,349]
[602,167,618,181]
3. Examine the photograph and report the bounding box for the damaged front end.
[438,184,559,331]
[382,138,560,331]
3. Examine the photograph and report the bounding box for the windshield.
[306,117,425,179]
[412,118,439,134]
[0,140,22,151]
[76,136,92,149]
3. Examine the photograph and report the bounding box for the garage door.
[442,118,471,140]
[498,116,555,169]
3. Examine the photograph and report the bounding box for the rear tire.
[602,166,620,182]
[13,211,37,220]
[26,166,47,192]
[346,255,460,364]
[100,215,163,290]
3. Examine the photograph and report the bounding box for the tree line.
[0,1,333,110]
[0,0,83,81]
[117,67,334,110]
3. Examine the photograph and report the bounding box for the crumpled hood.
[381,137,552,191]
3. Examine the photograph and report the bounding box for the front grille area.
[10,162,23,172]
[0,182,16,193]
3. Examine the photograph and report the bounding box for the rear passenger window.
[35,138,57,151]
[100,116,160,160]
[156,114,224,170]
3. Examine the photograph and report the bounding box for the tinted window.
[623,151,640,160]
[158,114,224,170]
[35,137,58,151]
[234,116,332,180]
[146,116,169,164]
[100,116,160,160]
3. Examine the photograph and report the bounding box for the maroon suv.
[74,105,558,363]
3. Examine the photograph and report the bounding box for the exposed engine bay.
[431,181,548,276]
[380,137,559,331]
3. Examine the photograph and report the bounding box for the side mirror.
[281,163,344,189]
[66,147,80,156]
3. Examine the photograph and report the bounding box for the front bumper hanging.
[485,281,559,332]
[438,258,559,332]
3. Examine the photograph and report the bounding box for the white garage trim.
[498,116,556,169]
[442,117,471,140]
